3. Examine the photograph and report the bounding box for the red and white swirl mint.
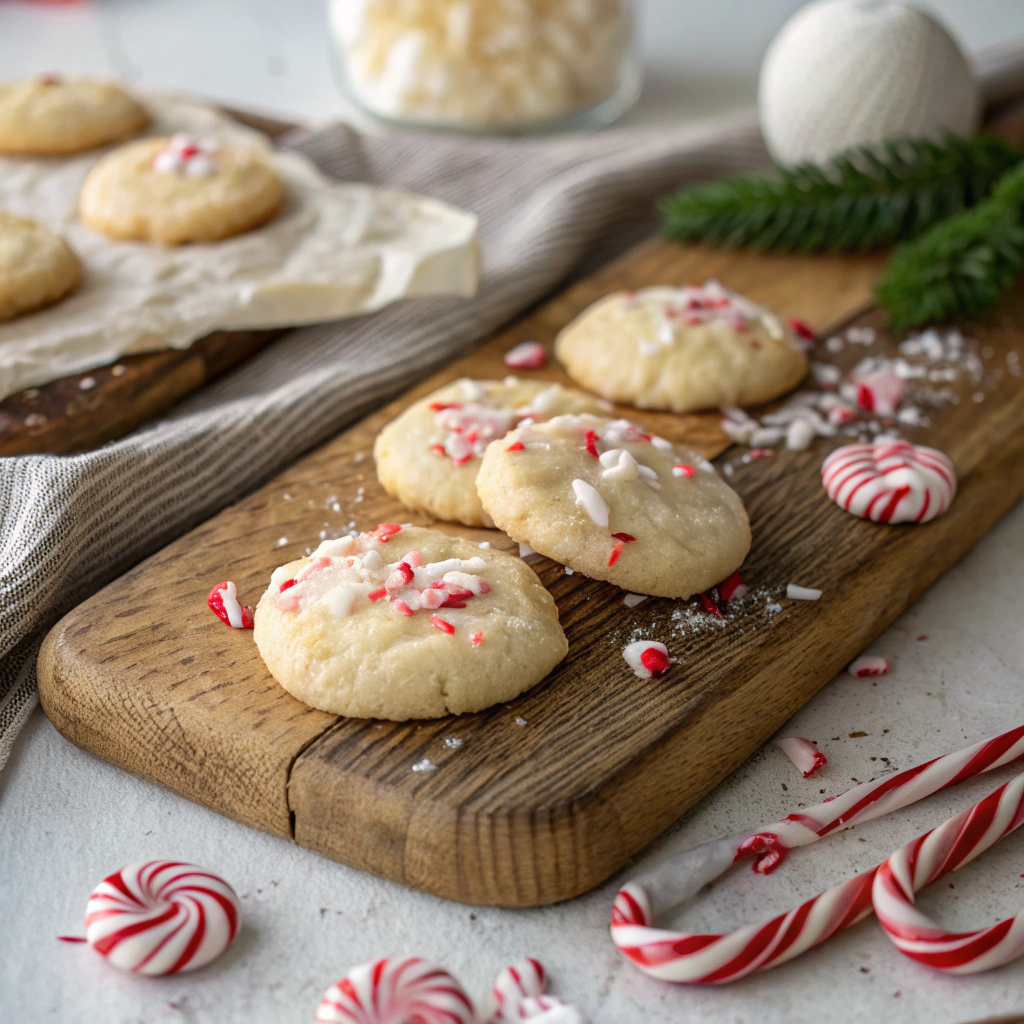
[314,957,475,1024]
[84,860,240,975]
[821,439,956,524]
[207,581,254,628]
[489,958,547,1021]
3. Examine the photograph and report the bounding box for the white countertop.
[3,2,1024,1022]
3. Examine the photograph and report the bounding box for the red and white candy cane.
[874,773,1024,973]
[84,860,240,975]
[488,957,546,1021]
[612,723,1024,983]
[314,957,475,1024]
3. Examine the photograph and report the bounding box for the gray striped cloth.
[1,47,1021,770]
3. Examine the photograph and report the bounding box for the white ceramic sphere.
[759,0,979,166]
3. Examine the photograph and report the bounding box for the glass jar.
[328,0,642,133]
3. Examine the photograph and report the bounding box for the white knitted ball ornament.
[759,0,979,166]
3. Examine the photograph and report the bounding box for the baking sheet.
[0,90,479,401]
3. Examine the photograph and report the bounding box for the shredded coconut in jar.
[330,0,634,129]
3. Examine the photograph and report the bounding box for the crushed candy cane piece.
[623,640,670,679]
[583,430,601,458]
[788,317,816,341]
[506,441,525,452]
[431,615,455,635]
[207,581,254,629]
[672,464,695,478]
[470,632,484,647]
[787,584,822,601]
[611,532,636,543]
[504,341,548,370]
[411,758,437,773]
[572,479,609,528]
[623,593,647,608]
[608,541,626,567]
[374,523,403,542]
[854,369,905,417]
[392,599,415,616]
[848,656,889,678]
[775,736,827,777]
[699,592,722,617]
[718,571,742,602]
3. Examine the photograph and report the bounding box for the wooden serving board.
[0,110,295,457]
[38,235,1024,907]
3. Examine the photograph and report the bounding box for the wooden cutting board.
[37,233,1024,907]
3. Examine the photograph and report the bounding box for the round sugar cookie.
[79,135,284,245]
[373,377,606,527]
[0,211,81,322]
[475,413,751,598]
[554,282,808,412]
[0,76,148,155]
[253,524,568,720]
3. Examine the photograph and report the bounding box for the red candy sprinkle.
[583,430,600,458]
[503,341,548,370]
[385,562,415,591]
[430,443,446,456]
[279,578,297,592]
[374,523,403,542]
[674,464,695,478]
[611,532,636,543]
[718,570,742,602]
[506,441,525,452]
[608,541,626,567]
[431,615,456,635]
[639,646,670,676]
[856,382,875,412]
[367,587,388,601]
[788,316,816,341]
[470,632,484,647]
[392,600,414,616]
[429,402,460,412]
[699,592,722,617]
[207,581,254,629]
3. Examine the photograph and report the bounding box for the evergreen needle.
[876,161,1024,330]
[659,135,1023,254]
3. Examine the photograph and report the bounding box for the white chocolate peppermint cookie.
[0,76,148,155]
[374,377,605,527]
[0,211,80,322]
[554,282,808,412]
[476,414,751,598]
[80,135,284,245]
[822,439,956,523]
[254,524,567,719]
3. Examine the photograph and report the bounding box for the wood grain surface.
[38,230,1024,906]
[0,109,295,457]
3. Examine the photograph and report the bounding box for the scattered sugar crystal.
[519,542,535,558]
[478,541,490,549]
[283,493,292,500]
[277,537,288,547]
[623,593,647,608]
[826,336,844,353]
[411,758,437,773]
[319,530,327,539]
[332,502,341,512]
[514,717,527,726]
[766,602,782,615]
[564,566,574,575]
[443,737,463,750]
[79,376,96,390]
[111,365,126,377]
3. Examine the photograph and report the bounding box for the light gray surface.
[3,2,1024,1022]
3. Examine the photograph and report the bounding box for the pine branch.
[876,161,1024,331]
[659,135,1023,254]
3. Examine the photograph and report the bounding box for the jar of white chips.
[328,0,642,133]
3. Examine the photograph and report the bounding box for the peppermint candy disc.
[821,439,956,524]
[314,957,475,1023]
[84,860,240,975]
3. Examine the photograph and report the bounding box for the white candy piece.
[848,655,890,678]
[622,640,669,679]
[786,584,822,601]
[571,478,609,528]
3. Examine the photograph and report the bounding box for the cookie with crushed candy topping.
[0,211,81,322]
[79,135,284,245]
[555,283,808,413]
[0,76,148,155]
[254,525,567,719]
[476,413,750,598]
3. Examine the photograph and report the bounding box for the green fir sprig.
[875,161,1024,330]
[660,134,1023,254]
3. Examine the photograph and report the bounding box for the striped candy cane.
[612,723,1024,983]
[874,773,1024,973]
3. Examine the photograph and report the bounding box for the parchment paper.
[0,91,479,401]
